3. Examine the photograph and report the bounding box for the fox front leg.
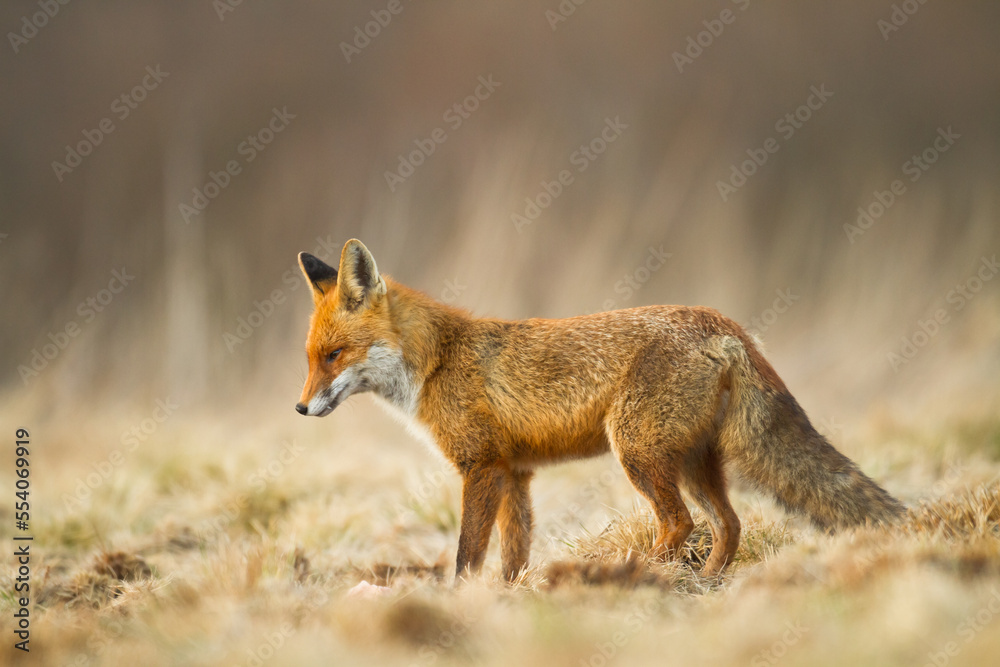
[454,463,505,580]
[497,469,533,582]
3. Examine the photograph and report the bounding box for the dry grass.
[567,506,793,570]
[905,484,1000,539]
[2,405,999,667]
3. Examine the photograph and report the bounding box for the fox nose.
[295,403,308,415]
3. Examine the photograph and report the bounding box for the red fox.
[295,239,904,580]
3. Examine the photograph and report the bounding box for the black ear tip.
[298,252,323,271]
[299,251,338,286]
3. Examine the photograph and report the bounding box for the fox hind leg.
[606,345,734,566]
[681,440,741,576]
[611,439,694,562]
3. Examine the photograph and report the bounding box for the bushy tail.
[714,335,904,530]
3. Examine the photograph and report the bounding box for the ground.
[2,399,999,667]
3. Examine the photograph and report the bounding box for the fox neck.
[377,278,470,413]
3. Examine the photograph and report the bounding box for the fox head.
[295,239,410,417]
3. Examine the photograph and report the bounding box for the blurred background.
[2,0,999,438]
[2,5,1000,665]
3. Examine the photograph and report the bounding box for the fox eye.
[326,349,342,364]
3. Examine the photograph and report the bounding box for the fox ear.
[337,239,386,310]
[298,252,338,305]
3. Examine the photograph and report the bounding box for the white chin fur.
[363,343,421,415]
[306,344,415,417]
[363,343,438,455]
[306,393,333,417]
[307,366,359,416]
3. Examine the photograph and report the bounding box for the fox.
[295,239,904,581]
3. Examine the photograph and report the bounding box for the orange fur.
[297,240,903,580]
